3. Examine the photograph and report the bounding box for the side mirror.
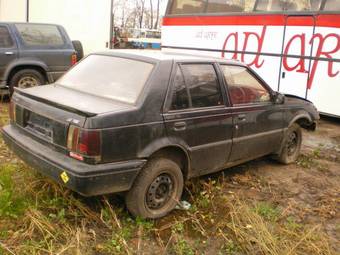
[273,92,285,104]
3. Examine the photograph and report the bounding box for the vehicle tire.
[276,123,302,164]
[10,69,46,95]
[72,40,84,61]
[125,157,184,219]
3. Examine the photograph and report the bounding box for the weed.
[253,202,280,222]
[219,239,240,255]
[172,239,195,255]
[0,164,28,218]
[296,154,316,168]
[285,216,302,231]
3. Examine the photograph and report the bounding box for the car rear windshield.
[58,55,155,105]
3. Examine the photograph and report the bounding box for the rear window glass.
[0,26,13,48]
[15,24,64,46]
[58,55,154,105]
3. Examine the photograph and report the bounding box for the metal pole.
[26,0,29,22]
[109,0,114,49]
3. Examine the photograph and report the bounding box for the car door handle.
[173,122,186,131]
[5,52,14,55]
[237,114,246,121]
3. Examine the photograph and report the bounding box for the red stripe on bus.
[316,15,340,28]
[163,15,340,28]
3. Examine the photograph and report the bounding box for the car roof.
[0,22,60,26]
[95,49,245,65]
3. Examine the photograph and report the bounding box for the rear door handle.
[173,121,186,131]
[237,114,246,121]
[5,52,14,55]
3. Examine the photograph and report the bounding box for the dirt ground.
[0,101,339,254]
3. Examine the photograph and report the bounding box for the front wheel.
[276,123,302,164]
[125,158,184,219]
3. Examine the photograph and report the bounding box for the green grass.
[0,164,29,218]
[253,202,281,222]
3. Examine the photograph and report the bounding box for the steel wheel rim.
[146,174,174,210]
[287,131,298,156]
[18,76,39,89]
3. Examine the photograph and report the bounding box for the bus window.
[169,0,207,14]
[206,0,256,13]
[255,0,321,12]
[323,0,340,11]
[255,0,285,11]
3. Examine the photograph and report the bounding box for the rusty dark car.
[1,50,319,218]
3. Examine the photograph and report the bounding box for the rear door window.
[171,67,190,110]
[0,26,14,48]
[15,24,64,46]
[170,64,223,110]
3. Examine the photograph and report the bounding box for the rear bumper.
[1,125,146,196]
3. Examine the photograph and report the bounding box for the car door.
[0,25,18,83]
[163,62,233,177]
[220,64,284,163]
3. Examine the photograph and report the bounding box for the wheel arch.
[139,140,191,180]
[5,61,49,85]
[289,113,316,131]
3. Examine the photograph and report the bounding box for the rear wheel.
[125,157,184,219]
[276,123,302,164]
[10,69,45,95]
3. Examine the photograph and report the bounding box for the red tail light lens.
[78,130,101,156]
[67,125,101,161]
[71,53,77,65]
[9,100,16,122]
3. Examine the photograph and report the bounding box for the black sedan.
[1,50,319,218]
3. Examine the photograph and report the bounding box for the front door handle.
[173,121,186,131]
[5,52,14,55]
[237,114,246,121]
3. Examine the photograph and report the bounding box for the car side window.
[0,26,14,48]
[171,67,190,110]
[15,24,64,46]
[221,65,271,105]
[181,64,223,108]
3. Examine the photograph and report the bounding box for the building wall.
[29,0,112,54]
[0,0,112,54]
[0,0,27,22]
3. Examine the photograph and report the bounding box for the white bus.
[127,29,161,49]
[162,0,340,117]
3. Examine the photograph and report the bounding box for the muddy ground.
[0,101,339,254]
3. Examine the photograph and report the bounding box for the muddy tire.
[125,157,184,219]
[276,123,302,164]
[10,69,45,95]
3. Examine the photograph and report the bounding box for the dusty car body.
[1,50,319,218]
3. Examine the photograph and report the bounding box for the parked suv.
[1,51,319,219]
[0,22,83,94]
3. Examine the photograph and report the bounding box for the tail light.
[71,53,77,66]
[67,125,101,162]
[9,100,16,122]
